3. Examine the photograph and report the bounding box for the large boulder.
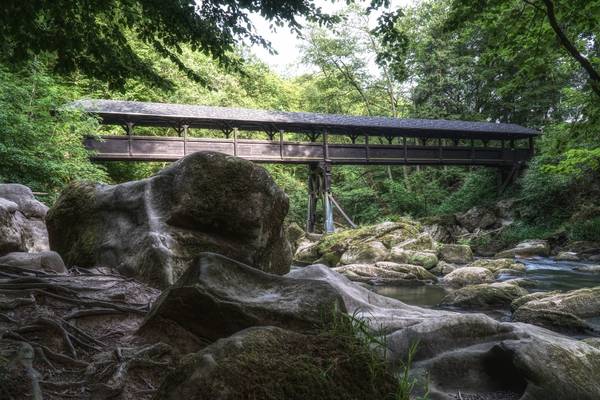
[154,326,398,400]
[287,265,600,400]
[442,267,494,288]
[332,261,436,285]
[512,286,600,333]
[438,244,473,264]
[495,239,550,259]
[440,281,528,309]
[0,184,49,255]
[47,152,292,287]
[142,253,345,342]
[0,251,66,274]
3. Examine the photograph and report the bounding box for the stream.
[371,257,600,308]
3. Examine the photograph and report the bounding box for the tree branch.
[540,0,600,98]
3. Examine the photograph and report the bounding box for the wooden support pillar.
[182,124,189,156]
[306,163,319,234]
[365,133,370,162]
[322,162,334,233]
[438,137,442,162]
[529,137,535,156]
[323,130,329,161]
[403,136,407,163]
[126,122,134,157]
[233,127,238,156]
[306,161,335,233]
[279,129,284,159]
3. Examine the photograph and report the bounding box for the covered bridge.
[76,99,540,232]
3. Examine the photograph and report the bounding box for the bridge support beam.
[306,162,335,234]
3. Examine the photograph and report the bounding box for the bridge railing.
[85,135,531,166]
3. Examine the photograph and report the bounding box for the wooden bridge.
[75,99,539,233]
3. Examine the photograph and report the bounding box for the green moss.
[157,327,399,400]
[46,181,99,266]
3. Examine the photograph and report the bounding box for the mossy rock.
[440,282,528,309]
[389,248,438,269]
[154,326,398,400]
[438,244,473,264]
[468,258,525,273]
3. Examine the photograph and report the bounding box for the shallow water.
[371,257,600,308]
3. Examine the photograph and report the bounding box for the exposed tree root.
[0,266,167,399]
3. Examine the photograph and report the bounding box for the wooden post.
[438,137,442,162]
[529,137,535,156]
[403,136,407,163]
[306,163,318,233]
[126,122,134,157]
[279,129,284,160]
[182,124,189,156]
[322,162,334,233]
[233,127,238,156]
[365,133,370,162]
[323,130,329,161]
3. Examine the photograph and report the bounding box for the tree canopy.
[0,0,335,89]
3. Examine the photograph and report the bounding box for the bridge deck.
[85,135,531,166]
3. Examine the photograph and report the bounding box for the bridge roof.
[72,99,539,140]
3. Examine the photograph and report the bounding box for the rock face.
[0,251,66,274]
[333,261,436,285]
[47,152,292,287]
[438,244,473,264]
[442,267,494,288]
[0,184,49,255]
[456,206,499,232]
[496,239,550,258]
[142,253,345,342]
[512,286,600,333]
[440,281,528,309]
[154,326,398,400]
[289,265,600,400]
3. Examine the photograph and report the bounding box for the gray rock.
[142,253,345,342]
[438,244,473,264]
[456,206,498,232]
[339,240,389,265]
[389,248,438,269]
[467,258,525,273]
[555,251,580,261]
[47,152,292,287]
[442,267,494,288]
[512,286,600,333]
[287,265,600,400]
[429,261,458,276]
[0,251,66,274]
[0,185,49,256]
[440,281,528,309]
[495,239,550,258]
[332,261,436,285]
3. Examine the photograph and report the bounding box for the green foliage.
[435,170,497,215]
[542,148,600,177]
[0,0,335,89]
[0,60,107,200]
[567,217,600,242]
